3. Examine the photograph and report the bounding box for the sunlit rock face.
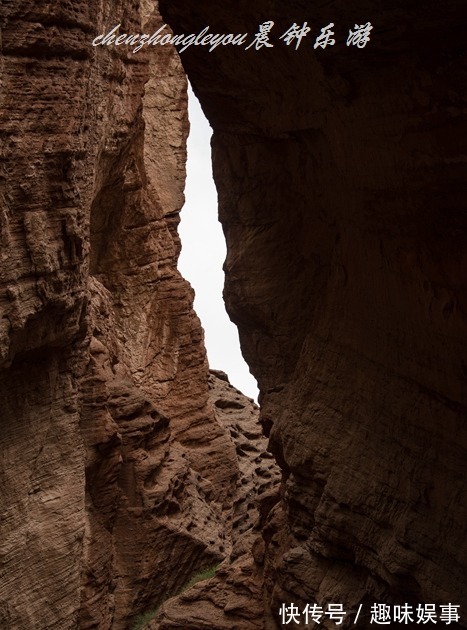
[159,2,467,628]
[0,2,278,628]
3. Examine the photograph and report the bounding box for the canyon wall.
[158,2,467,628]
[1,2,278,628]
[1,1,466,629]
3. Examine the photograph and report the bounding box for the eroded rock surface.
[149,372,280,630]
[2,0,466,628]
[1,1,278,628]
[159,2,467,628]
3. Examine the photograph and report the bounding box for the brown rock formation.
[149,371,280,630]
[158,2,467,629]
[2,1,466,629]
[1,2,279,628]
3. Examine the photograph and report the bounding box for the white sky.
[178,85,259,401]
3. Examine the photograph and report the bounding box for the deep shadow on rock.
[158,2,467,628]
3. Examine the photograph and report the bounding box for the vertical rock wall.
[1,1,101,625]
[2,1,466,628]
[159,2,467,628]
[1,2,278,628]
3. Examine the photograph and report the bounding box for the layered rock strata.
[149,371,280,630]
[2,1,466,628]
[1,1,278,628]
[159,2,467,628]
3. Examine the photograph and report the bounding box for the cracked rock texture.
[1,1,278,628]
[149,372,280,630]
[159,1,467,628]
[2,0,466,629]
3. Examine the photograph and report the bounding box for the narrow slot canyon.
[0,1,466,630]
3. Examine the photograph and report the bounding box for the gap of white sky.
[178,85,259,402]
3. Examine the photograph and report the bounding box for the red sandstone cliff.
[0,2,278,628]
[1,1,466,629]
